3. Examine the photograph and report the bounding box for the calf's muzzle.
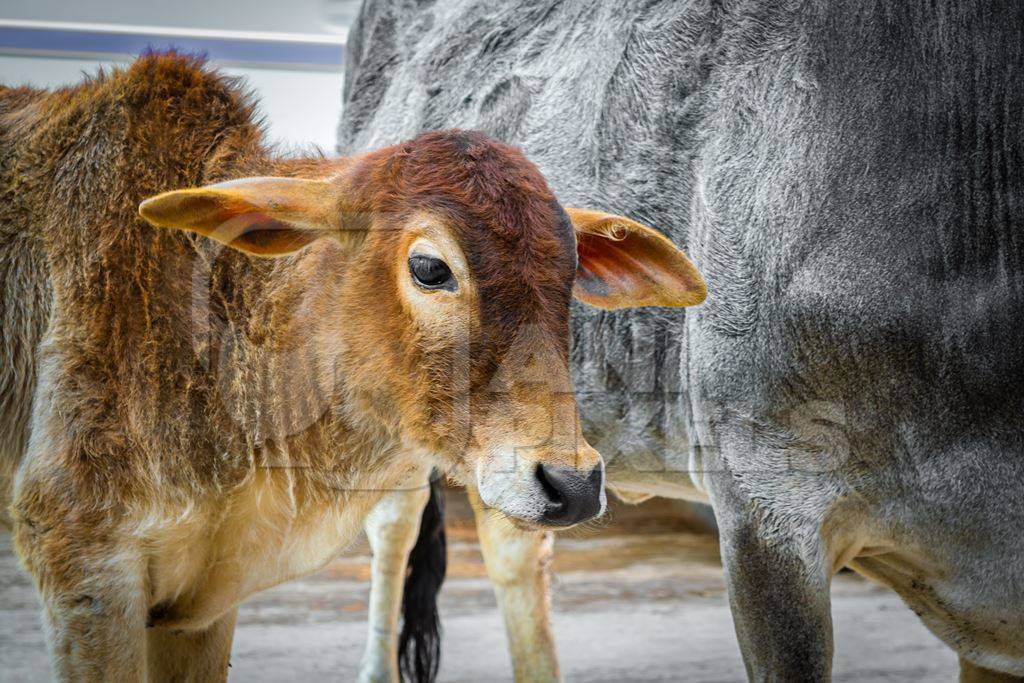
[535,463,603,526]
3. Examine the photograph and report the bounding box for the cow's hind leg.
[468,487,561,683]
[357,479,432,683]
[147,608,238,683]
[960,658,1024,683]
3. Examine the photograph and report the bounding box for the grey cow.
[341,1,1024,681]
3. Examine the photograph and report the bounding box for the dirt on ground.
[0,492,956,682]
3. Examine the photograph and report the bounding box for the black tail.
[398,472,447,683]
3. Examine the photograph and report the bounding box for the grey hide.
[338,1,1024,679]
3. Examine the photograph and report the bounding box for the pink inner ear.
[576,232,661,294]
[574,226,706,308]
[210,212,316,256]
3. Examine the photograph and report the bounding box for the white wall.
[0,0,360,35]
[0,55,345,151]
[0,0,362,150]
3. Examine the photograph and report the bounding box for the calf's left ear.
[139,177,344,257]
[566,208,707,309]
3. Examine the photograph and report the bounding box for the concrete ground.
[0,493,957,682]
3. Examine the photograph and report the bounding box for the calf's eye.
[409,254,456,291]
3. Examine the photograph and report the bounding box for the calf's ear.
[139,177,347,257]
[566,208,707,309]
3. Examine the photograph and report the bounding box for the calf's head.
[139,130,705,529]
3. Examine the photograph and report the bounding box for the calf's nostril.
[534,463,603,527]
[535,462,566,511]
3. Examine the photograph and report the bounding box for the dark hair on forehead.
[372,129,579,361]
[358,129,568,240]
[392,130,557,234]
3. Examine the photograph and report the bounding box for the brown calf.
[0,54,705,681]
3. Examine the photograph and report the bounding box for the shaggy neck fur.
[0,56,418,524]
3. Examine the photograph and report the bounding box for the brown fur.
[0,53,703,680]
[0,53,591,680]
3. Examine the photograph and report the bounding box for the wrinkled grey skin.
[339,1,1024,679]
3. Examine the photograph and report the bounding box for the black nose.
[535,464,603,526]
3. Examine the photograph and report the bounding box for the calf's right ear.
[139,177,347,257]
[566,208,707,309]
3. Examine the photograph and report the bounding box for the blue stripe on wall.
[0,26,344,69]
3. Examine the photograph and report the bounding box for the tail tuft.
[398,471,447,683]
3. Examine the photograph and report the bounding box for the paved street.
[0,494,956,682]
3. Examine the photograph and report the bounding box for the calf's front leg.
[147,607,238,683]
[467,487,561,683]
[14,520,149,682]
[357,480,432,683]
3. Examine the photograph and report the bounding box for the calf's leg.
[147,608,238,683]
[467,487,561,683]
[14,523,149,682]
[357,480,431,683]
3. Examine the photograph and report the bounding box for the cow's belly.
[850,551,1024,675]
[582,408,707,502]
[606,464,708,503]
[144,469,390,631]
